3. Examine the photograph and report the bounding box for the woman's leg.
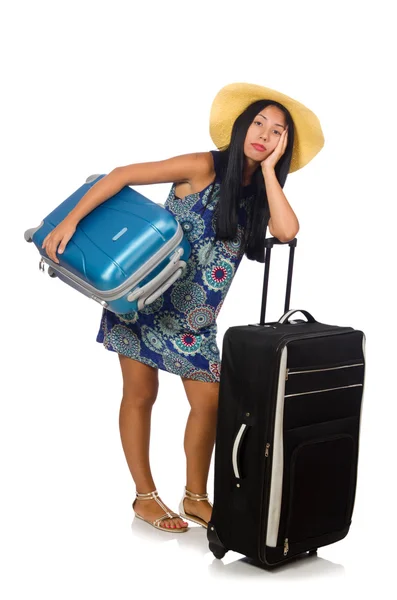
[118,354,188,529]
[180,377,220,524]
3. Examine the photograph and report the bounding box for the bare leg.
[118,354,187,529]
[181,377,220,524]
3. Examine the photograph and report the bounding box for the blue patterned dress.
[96,150,255,382]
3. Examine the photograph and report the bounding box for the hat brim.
[209,82,324,173]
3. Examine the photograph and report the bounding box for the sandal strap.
[184,487,209,501]
[135,489,173,519]
[135,490,159,500]
[153,511,180,527]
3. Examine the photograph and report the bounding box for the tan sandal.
[132,490,189,533]
[178,487,213,529]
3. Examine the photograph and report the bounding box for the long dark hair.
[201,99,295,263]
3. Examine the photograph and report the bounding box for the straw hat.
[209,82,324,172]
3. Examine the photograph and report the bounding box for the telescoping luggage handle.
[259,236,316,326]
[259,236,295,326]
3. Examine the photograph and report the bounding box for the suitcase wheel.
[209,543,227,560]
[207,523,227,559]
[308,549,318,556]
[48,267,57,278]
[24,222,44,243]
[85,174,101,184]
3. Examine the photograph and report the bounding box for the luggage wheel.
[308,548,318,556]
[24,222,44,243]
[85,174,102,184]
[48,267,57,278]
[207,521,227,559]
[209,543,227,560]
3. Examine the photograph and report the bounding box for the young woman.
[41,82,324,534]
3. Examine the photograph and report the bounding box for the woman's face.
[243,105,287,162]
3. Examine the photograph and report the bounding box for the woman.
[41,82,324,533]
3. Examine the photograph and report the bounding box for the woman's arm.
[263,165,300,242]
[42,152,211,263]
[66,152,210,226]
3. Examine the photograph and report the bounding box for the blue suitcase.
[24,174,191,314]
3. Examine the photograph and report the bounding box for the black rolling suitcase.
[207,237,366,568]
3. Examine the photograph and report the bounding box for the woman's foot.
[134,495,188,530]
[182,496,213,526]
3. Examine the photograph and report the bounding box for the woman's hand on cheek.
[261,127,288,171]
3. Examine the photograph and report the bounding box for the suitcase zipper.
[285,382,363,398]
[275,329,354,355]
[285,362,364,380]
[284,538,289,556]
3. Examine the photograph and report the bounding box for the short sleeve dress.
[95,150,255,382]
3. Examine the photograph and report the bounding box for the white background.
[2,0,396,597]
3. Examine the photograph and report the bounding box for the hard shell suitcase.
[24,174,191,314]
[207,237,366,568]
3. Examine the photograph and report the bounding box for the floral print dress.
[96,150,254,382]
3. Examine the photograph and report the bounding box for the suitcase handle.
[232,423,250,479]
[127,248,186,303]
[260,236,297,326]
[278,309,316,324]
